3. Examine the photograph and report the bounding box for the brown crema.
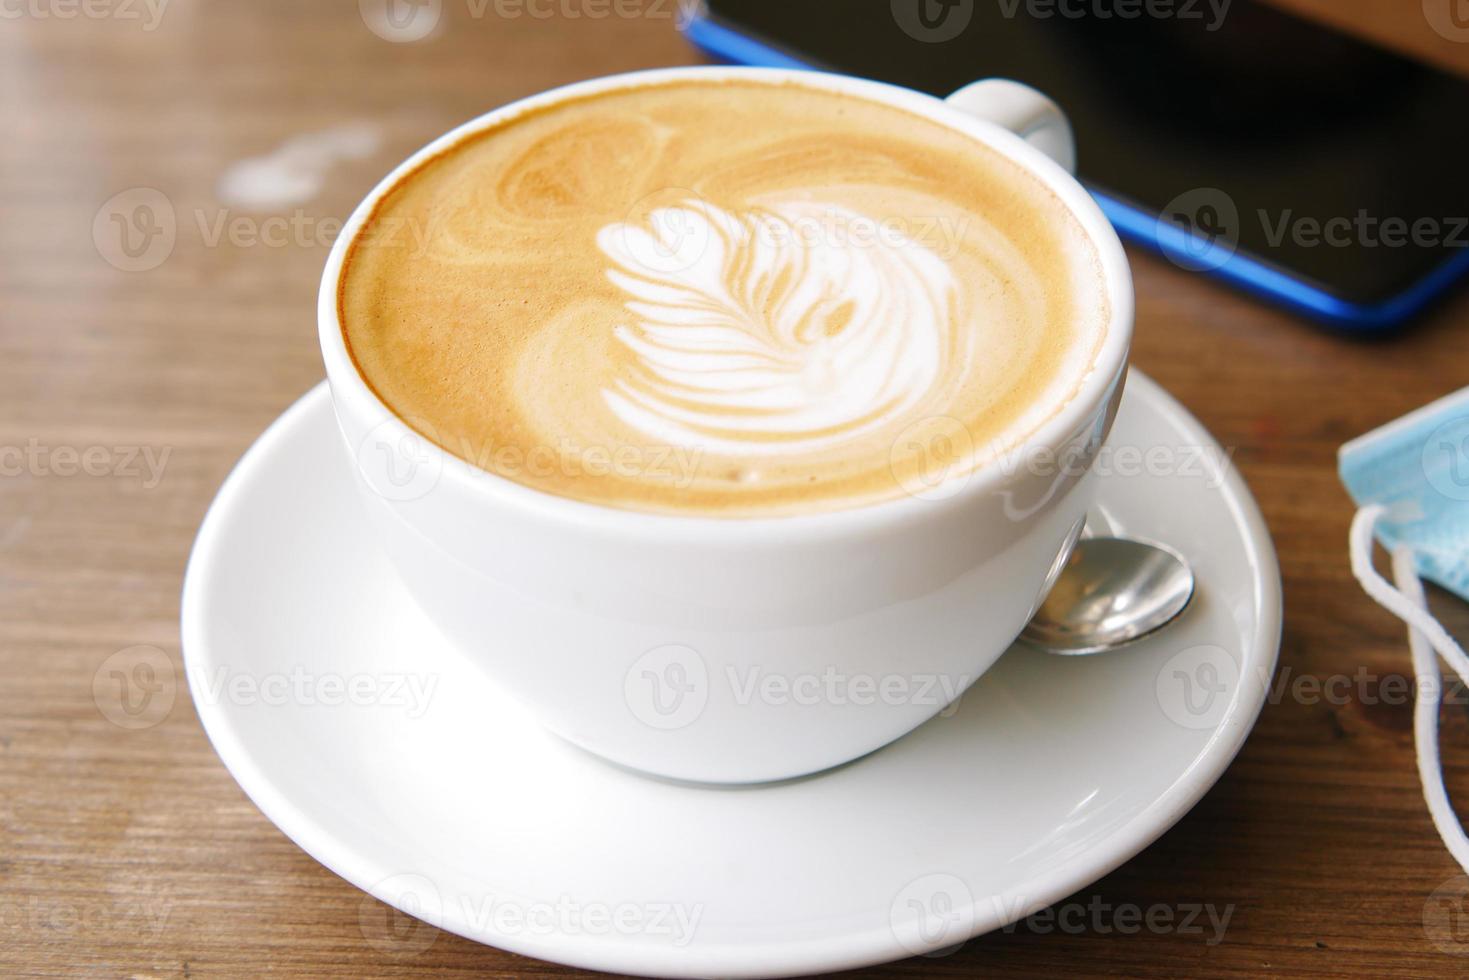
[339,78,1108,517]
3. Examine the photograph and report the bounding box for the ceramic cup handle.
[944,78,1076,175]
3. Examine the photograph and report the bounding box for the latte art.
[339,79,1107,516]
[598,199,952,456]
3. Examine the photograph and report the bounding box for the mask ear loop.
[1350,504,1469,874]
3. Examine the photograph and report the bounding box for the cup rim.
[318,65,1134,542]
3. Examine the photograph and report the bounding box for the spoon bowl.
[1020,536,1195,655]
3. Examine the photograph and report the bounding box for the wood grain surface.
[4,1,1469,976]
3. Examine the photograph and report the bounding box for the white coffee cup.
[318,66,1133,784]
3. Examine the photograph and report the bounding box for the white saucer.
[182,371,1280,978]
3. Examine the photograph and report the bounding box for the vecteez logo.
[92,645,176,730]
[624,644,709,730]
[1423,412,1469,502]
[359,0,443,42]
[355,416,445,502]
[890,873,975,956]
[1155,644,1239,730]
[1157,188,1239,272]
[891,0,974,42]
[93,188,177,273]
[1424,0,1469,41]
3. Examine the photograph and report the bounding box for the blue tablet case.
[682,13,1469,332]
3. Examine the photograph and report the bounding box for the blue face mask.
[1339,386,1469,878]
[1340,386,1469,602]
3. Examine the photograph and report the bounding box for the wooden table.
[4,1,1469,976]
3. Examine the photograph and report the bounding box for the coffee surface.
[339,79,1107,516]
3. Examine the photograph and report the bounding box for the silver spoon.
[1020,537,1195,655]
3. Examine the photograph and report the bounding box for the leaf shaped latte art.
[596,199,958,457]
